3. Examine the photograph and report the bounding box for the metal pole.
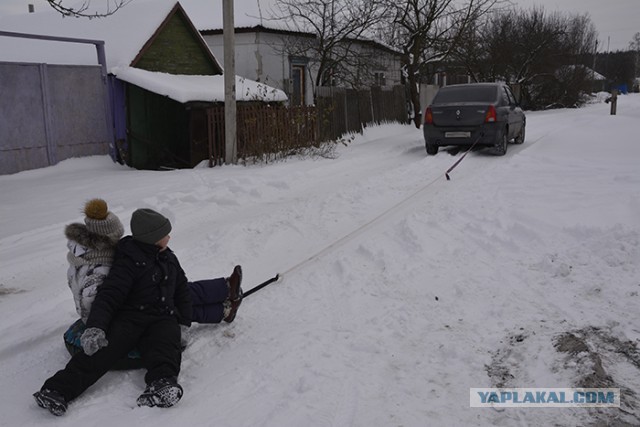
[95,42,117,162]
[223,0,237,164]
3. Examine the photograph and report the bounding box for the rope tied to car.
[269,135,488,280]
[445,134,483,181]
[279,169,444,278]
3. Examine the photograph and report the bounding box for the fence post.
[369,90,374,126]
[610,89,618,115]
[38,63,56,167]
[207,108,213,168]
[344,90,349,134]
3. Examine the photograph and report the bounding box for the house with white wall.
[180,0,403,106]
[203,26,403,106]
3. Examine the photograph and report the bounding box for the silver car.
[423,83,526,155]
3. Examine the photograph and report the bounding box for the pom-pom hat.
[83,199,124,239]
[130,208,172,245]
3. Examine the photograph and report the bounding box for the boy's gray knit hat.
[130,208,172,245]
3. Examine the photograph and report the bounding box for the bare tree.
[269,0,390,97]
[45,0,131,18]
[456,8,568,83]
[629,32,640,51]
[376,0,502,127]
[453,7,598,108]
[630,32,640,82]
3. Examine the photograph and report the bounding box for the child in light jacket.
[65,199,125,323]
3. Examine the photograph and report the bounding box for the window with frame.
[374,72,386,86]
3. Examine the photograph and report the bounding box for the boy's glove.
[80,327,108,356]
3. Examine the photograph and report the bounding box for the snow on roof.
[558,65,607,81]
[590,69,607,81]
[113,66,286,103]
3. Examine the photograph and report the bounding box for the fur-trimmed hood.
[65,222,122,251]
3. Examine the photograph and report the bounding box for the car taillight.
[424,107,433,125]
[484,105,497,123]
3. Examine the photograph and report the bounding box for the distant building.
[188,1,403,106]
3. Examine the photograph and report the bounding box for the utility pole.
[223,0,236,164]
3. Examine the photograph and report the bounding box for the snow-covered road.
[1,94,639,426]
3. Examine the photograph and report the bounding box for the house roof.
[179,0,286,33]
[131,2,222,75]
[180,0,403,56]
[559,65,607,81]
[588,68,607,81]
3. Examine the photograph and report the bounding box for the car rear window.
[433,86,498,103]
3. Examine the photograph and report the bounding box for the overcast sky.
[513,0,639,51]
[0,0,638,52]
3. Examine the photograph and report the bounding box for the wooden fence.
[316,85,408,140]
[207,105,318,165]
[205,85,408,166]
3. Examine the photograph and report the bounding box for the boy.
[34,208,193,415]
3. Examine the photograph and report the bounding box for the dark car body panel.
[423,83,525,153]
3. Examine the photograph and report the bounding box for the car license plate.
[445,131,471,138]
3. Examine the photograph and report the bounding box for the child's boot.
[227,265,243,301]
[224,265,243,323]
[136,377,183,408]
[33,388,67,416]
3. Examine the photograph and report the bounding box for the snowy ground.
[1,95,639,426]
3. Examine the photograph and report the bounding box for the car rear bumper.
[423,124,500,147]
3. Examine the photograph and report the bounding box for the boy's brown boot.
[224,265,243,323]
[227,265,243,301]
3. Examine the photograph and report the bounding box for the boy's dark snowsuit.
[189,278,230,323]
[41,236,192,403]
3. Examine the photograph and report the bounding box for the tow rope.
[271,139,483,281]
[445,135,482,180]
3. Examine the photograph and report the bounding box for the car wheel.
[514,123,525,144]
[494,128,508,156]
[425,140,438,155]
